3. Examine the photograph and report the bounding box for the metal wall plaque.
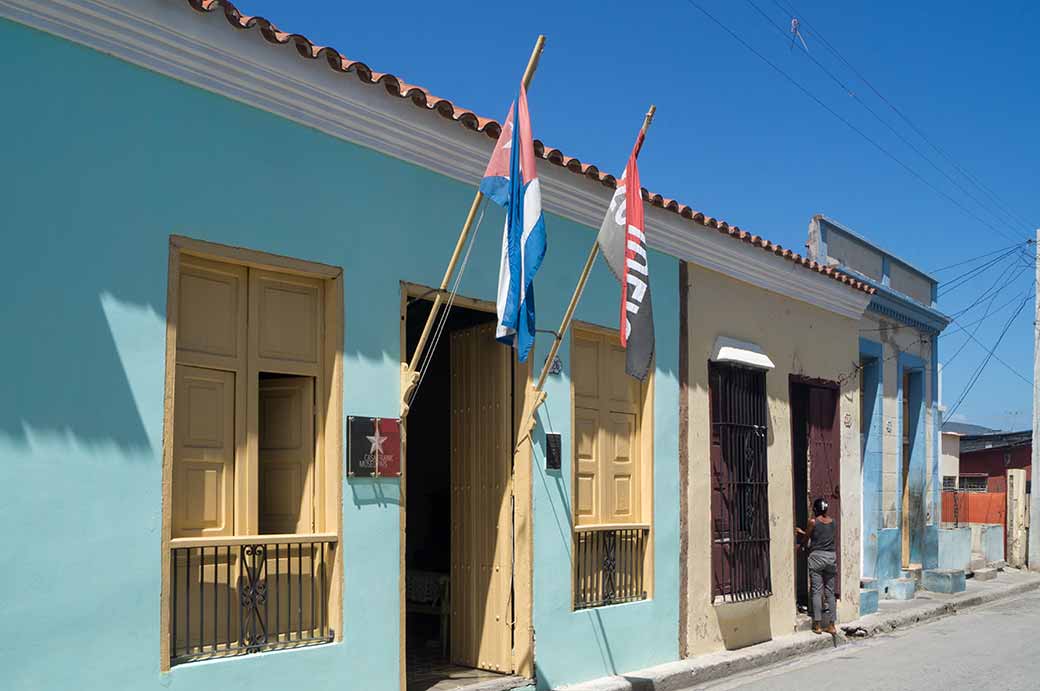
[545,432,562,471]
[347,416,402,477]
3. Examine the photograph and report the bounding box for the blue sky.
[235,0,1037,430]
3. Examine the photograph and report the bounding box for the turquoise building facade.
[0,4,682,690]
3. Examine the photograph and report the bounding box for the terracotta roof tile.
[187,0,874,295]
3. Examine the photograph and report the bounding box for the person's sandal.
[824,624,837,635]
[812,623,822,635]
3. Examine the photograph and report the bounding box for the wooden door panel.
[450,323,512,673]
[173,365,235,537]
[575,409,600,525]
[259,376,315,535]
[807,385,841,597]
[606,411,639,522]
[251,269,322,376]
[176,257,247,372]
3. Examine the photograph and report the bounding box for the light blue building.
[808,215,951,607]
[0,2,689,689]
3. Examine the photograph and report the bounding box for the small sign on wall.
[347,416,402,477]
[545,433,562,471]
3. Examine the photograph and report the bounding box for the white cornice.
[1,0,870,319]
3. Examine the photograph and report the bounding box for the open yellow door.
[449,323,513,673]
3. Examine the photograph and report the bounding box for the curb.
[844,575,1040,638]
[556,575,1040,691]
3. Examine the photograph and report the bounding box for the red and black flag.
[596,131,654,380]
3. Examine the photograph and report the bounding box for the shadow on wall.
[534,609,623,688]
[0,275,159,455]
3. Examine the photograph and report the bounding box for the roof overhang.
[3,0,873,320]
[710,337,775,370]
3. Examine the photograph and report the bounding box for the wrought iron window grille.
[573,527,649,610]
[170,538,335,666]
[710,363,772,603]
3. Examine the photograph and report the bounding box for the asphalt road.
[703,590,1040,690]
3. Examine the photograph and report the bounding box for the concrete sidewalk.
[556,569,1040,691]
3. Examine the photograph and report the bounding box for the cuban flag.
[480,84,546,363]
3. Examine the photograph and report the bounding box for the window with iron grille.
[709,362,771,602]
[942,475,957,491]
[959,475,988,493]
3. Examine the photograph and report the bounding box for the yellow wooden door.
[449,323,513,673]
[258,376,315,535]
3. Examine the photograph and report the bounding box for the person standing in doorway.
[796,498,837,635]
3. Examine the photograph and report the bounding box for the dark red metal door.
[807,385,841,597]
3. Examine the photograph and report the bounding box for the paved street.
[704,590,1040,690]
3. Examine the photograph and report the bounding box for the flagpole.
[402,35,547,416]
[516,105,657,445]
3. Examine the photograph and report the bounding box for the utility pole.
[1031,229,1040,571]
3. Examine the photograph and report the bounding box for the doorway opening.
[790,384,810,614]
[900,369,924,569]
[404,296,521,691]
[790,377,842,617]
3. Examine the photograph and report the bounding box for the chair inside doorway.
[404,297,523,691]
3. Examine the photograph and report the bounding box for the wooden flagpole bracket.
[513,104,656,450]
[400,35,547,419]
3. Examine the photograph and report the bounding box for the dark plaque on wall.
[545,432,562,471]
[347,416,402,477]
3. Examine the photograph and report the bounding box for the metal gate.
[709,363,771,602]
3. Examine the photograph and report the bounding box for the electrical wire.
[942,287,1034,337]
[931,241,1031,273]
[770,0,1040,236]
[744,0,1031,243]
[683,0,1029,247]
[947,261,1033,320]
[938,246,1025,297]
[944,294,1032,420]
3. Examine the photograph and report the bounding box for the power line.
[684,0,1029,246]
[947,261,1033,320]
[744,0,1032,243]
[931,241,1031,273]
[939,247,1028,297]
[770,0,1039,236]
[943,287,1034,337]
[944,293,1032,420]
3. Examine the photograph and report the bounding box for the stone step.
[973,567,998,582]
[886,578,917,601]
[859,588,879,615]
[860,577,879,591]
[921,569,966,594]
[901,565,923,583]
[794,613,813,632]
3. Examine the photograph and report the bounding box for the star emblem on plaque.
[347,416,401,477]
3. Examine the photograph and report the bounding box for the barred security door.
[449,323,513,673]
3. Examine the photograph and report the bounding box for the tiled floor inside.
[406,619,506,691]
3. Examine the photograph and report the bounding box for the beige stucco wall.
[861,312,936,528]
[889,262,933,308]
[942,432,961,484]
[684,263,862,655]
[826,230,884,282]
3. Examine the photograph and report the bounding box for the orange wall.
[942,491,1006,525]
